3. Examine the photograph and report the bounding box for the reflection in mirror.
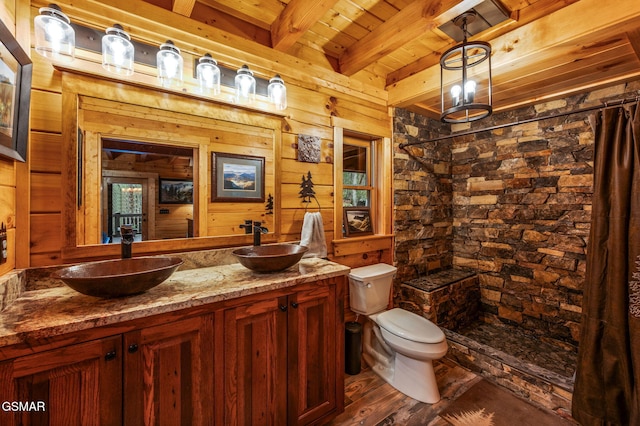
[101,139,194,244]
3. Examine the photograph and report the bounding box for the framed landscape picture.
[211,152,265,202]
[159,178,193,204]
[0,19,32,162]
[343,207,373,237]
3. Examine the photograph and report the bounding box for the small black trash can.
[345,321,362,375]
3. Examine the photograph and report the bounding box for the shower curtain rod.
[398,96,640,149]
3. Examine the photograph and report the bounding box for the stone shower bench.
[398,269,480,330]
[396,268,573,416]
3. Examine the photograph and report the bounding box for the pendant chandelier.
[440,11,492,123]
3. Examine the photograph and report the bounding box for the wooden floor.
[324,358,574,426]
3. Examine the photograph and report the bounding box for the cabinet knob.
[128,344,139,353]
[104,350,117,361]
[279,304,287,312]
[291,302,299,309]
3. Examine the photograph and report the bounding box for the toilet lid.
[377,308,445,344]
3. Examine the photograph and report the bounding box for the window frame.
[332,120,392,242]
[342,137,374,209]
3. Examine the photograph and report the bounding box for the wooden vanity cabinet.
[0,335,123,425]
[0,274,345,426]
[288,283,340,424]
[0,315,214,426]
[123,314,215,425]
[220,277,345,426]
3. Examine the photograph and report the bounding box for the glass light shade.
[196,54,220,95]
[234,65,256,104]
[268,74,287,110]
[34,4,75,62]
[157,40,183,87]
[464,80,476,103]
[102,24,134,76]
[450,84,462,107]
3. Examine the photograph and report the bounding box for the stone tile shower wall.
[393,82,640,348]
[393,109,453,281]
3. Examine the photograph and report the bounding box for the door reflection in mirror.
[101,139,194,244]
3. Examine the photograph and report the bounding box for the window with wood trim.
[341,135,376,236]
[343,139,372,207]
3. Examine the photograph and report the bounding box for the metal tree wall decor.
[299,171,316,204]
[265,193,274,214]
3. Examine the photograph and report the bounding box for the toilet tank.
[348,263,397,315]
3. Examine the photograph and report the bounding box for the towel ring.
[303,195,321,212]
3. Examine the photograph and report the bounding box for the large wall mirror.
[101,139,195,244]
[60,72,281,261]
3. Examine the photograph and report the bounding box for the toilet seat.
[377,308,445,344]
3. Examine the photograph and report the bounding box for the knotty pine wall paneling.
[0,0,31,272]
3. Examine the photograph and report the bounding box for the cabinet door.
[123,314,215,426]
[222,295,288,425]
[0,335,122,426]
[288,283,338,425]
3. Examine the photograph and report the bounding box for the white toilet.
[348,263,448,403]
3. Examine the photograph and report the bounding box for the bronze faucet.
[239,220,268,246]
[120,225,135,258]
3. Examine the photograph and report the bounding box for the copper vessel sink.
[233,244,308,273]
[54,256,183,298]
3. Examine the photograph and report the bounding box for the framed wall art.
[0,19,32,162]
[211,152,265,202]
[343,207,373,237]
[159,178,193,204]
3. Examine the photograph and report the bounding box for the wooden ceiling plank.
[386,0,579,85]
[338,0,484,76]
[172,0,196,16]
[271,0,341,52]
[191,2,272,46]
[627,29,640,60]
[198,0,283,27]
[387,0,640,107]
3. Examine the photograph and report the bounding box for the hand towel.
[300,211,327,258]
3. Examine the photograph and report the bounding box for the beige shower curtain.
[573,102,640,425]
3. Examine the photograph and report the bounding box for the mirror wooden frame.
[58,70,282,262]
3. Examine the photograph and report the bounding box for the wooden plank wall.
[23,0,393,267]
[0,0,28,273]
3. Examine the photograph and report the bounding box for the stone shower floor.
[456,320,578,379]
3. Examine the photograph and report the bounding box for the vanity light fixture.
[440,11,492,123]
[196,53,220,95]
[157,40,183,88]
[33,11,287,111]
[235,65,256,104]
[34,3,75,62]
[267,74,287,110]
[102,24,134,76]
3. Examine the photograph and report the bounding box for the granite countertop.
[0,258,350,350]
